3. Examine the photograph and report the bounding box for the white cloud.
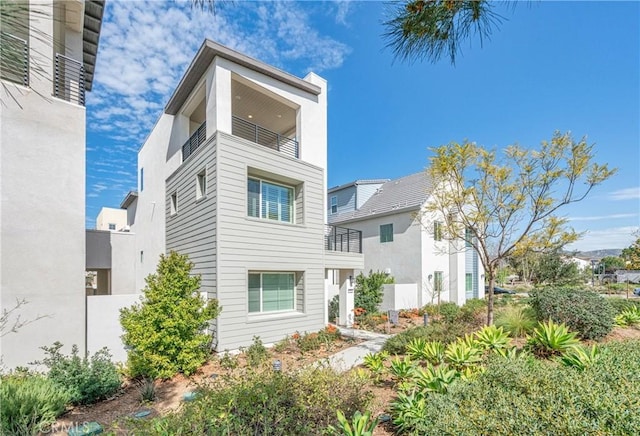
[568,213,637,222]
[333,0,354,26]
[609,187,640,201]
[566,226,639,252]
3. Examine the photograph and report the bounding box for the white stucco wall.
[87,294,140,363]
[96,207,127,231]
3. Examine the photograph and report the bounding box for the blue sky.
[86,1,639,251]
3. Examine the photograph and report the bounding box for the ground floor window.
[248,272,295,313]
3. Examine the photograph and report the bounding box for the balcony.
[232,116,299,159]
[0,32,29,86]
[54,53,85,106]
[182,121,207,161]
[325,225,362,254]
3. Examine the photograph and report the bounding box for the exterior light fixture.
[428,274,433,281]
[348,275,354,287]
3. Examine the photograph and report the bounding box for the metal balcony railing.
[54,53,85,105]
[325,225,362,254]
[0,32,29,86]
[232,116,299,159]
[182,122,207,161]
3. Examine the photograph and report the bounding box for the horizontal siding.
[165,138,217,298]
[328,185,356,215]
[215,133,325,350]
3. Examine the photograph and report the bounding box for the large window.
[380,223,394,243]
[248,178,294,223]
[330,196,337,214]
[248,272,295,313]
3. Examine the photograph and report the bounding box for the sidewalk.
[324,326,393,372]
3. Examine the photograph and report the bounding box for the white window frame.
[380,223,394,243]
[170,191,178,216]
[330,195,338,214]
[196,169,207,200]
[248,272,296,314]
[247,177,294,223]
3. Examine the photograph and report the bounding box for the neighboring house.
[96,207,128,231]
[327,179,389,216]
[329,172,485,307]
[111,40,362,352]
[567,256,591,271]
[0,0,105,369]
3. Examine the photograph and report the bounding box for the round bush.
[528,287,614,340]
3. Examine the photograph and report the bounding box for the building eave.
[120,191,138,209]
[165,39,321,115]
[82,0,105,92]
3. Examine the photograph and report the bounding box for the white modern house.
[105,40,363,352]
[329,172,485,307]
[0,0,105,369]
[95,207,128,231]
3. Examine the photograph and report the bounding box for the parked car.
[485,285,516,295]
[633,288,640,297]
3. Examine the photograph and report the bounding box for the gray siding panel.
[165,138,217,298]
[328,185,356,216]
[356,183,383,209]
[216,132,325,350]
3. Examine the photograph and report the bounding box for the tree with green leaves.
[354,270,395,315]
[621,236,640,270]
[599,255,626,273]
[383,0,506,65]
[424,131,616,324]
[120,251,221,379]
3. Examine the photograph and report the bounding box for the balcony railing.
[54,53,85,105]
[232,116,299,159]
[182,122,207,161]
[325,225,362,254]
[0,32,29,86]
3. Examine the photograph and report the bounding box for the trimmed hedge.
[528,287,614,340]
[392,340,640,435]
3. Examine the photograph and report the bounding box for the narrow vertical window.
[465,273,473,292]
[465,227,473,247]
[196,169,207,200]
[330,195,337,214]
[140,251,144,263]
[434,221,443,241]
[140,168,144,192]
[434,271,443,293]
[170,192,178,215]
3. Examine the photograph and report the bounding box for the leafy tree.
[621,236,640,269]
[534,250,581,286]
[120,251,221,379]
[354,270,395,315]
[599,255,625,273]
[383,0,507,65]
[424,131,616,324]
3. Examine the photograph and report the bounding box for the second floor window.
[434,221,443,241]
[434,271,444,293]
[330,196,337,214]
[380,223,394,243]
[248,178,293,223]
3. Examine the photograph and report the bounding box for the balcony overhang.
[165,39,322,115]
[82,0,105,91]
[324,251,364,271]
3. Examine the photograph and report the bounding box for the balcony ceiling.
[82,0,105,91]
[232,79,297,135]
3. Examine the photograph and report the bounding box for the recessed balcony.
[0,33,29,86]
[54,53,85,106]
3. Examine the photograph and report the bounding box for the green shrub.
[354,270,394,315]
[296,332,322,353]
[123,367,372,435]
[609,297,640,315]
[328,295,340,323]
[244,336,269,367]
[382,322,468,354]
[35,342,121,405]
[458,298,486,323]
[0,373,69,435]
[437,302,460,323]
[495,305,537,337]
[615,306,640,326]
[388,340,640,435]
[528,287,614,340]
[120,251,222,379]
[327,410,378,436]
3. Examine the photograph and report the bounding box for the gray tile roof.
[329,172,433,224]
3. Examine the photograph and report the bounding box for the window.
[465,227,473,247]
[330,196,337,214]
[380,223,394,243]
[465,273,473,292]
[170,192,178,215]
[140,251,144,263]
[108,223,116,230]
[434,221,443,241]
[196,169,207,200]
[140,168,144,192]
[434,271,443,293]
[248,178,294,223]
[248,272,295,313]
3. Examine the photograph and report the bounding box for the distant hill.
[572,249,623,260]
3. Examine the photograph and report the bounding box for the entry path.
[325,326,393,372]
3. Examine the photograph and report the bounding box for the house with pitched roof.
[328,172,485,307]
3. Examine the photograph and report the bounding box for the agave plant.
[459,364,485,382]
[615,306,640,327]
[493,346,519,360]
[559,344,600,370]
[390,392,429,434]
[474,325,511,351]
[526,320,580,358]
[406,338,445,365]
[414,365,458,394]
[362,351,388,382]
[327,410,378,436]
[444,339,482,370]
[389,356,417,384]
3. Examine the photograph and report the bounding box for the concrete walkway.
[324,326,393,372]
